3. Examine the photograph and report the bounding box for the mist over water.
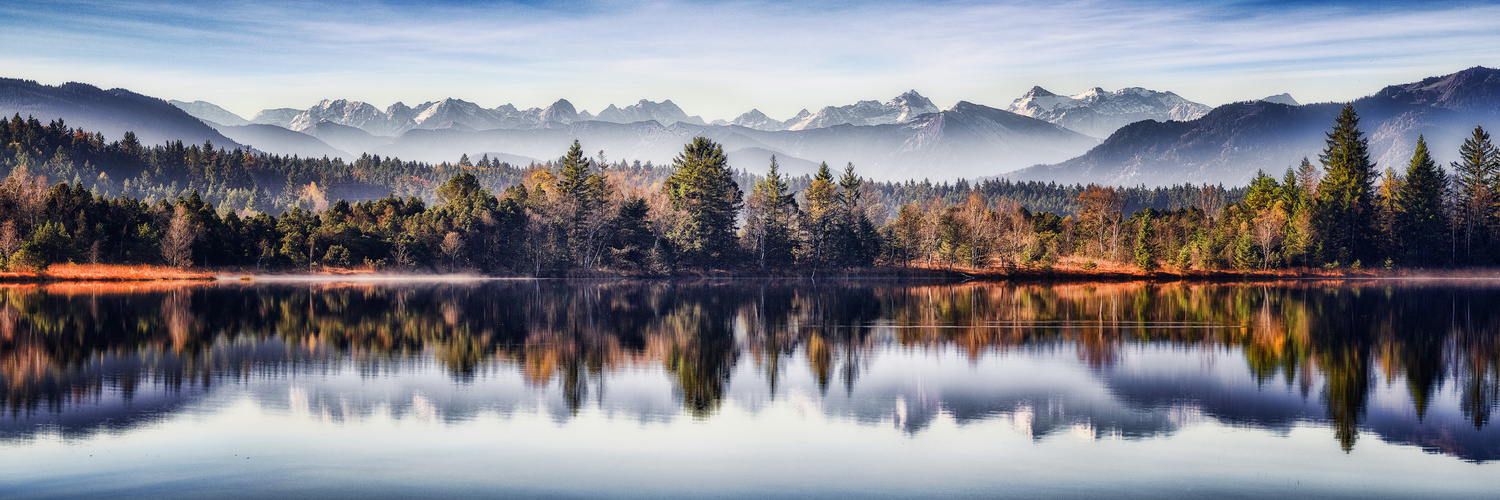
[1,280,1498,498]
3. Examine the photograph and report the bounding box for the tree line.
[1,104,1495,274]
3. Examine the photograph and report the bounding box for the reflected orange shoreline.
[0,280,1497,456]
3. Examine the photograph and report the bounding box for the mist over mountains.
[3,66,1498,187]
[1008,66,1500,187]
[180,89,1099,179]
[1004,86,1212,139]
[0,78,239,148]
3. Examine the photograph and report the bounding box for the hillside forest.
[0,104,1495,275]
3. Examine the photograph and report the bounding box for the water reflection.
[1,280,1498,461]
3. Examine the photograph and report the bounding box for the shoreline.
[7,263,1500,284]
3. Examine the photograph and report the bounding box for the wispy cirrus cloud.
[2,0,1497,120]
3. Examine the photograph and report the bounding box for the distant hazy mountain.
[1007,67,1500,187]
[0,78,241,148]
[305,121,390,155]
[250,108,301,129]
[290,100,402,136]
[1260,93,1300,106]
[534,99,578,126]
[594,99,705,126]
[372,100,1096,180]
[727,109,785,131]
[1005,86,1210,139]
[785,90,938,130]
[212,124,350,159]
[239,97,589,138]
[169,100,249,126]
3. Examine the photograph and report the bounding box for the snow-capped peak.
[594,99,704,125]
[783,90,939,131]
[1260,93,1300,106]
[1005,85,1211,138]
[730,109,785,130]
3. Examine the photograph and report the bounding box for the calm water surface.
[1,279,1499,498]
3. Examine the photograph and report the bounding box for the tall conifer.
[1453,126,1498,264]
[1396,136,1448,266]
[1315,104,1377,265]
[664,137,743,268]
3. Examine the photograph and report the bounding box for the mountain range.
[364,100,1098,179]
[1007,66,1500,186]
[5,67,1499,186]
[1004,86,1212,139]
[174,89,1098,179]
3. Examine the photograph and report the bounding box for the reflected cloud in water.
[1,280,1498,463]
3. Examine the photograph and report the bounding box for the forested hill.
[0,78,239,149]
[1008,66,1500,186]
[0,113,1236,217]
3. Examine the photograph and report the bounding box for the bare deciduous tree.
[0,220,19,265]
[161,205,200,268]
[440,231,464,271]
[1253,205,1288,268]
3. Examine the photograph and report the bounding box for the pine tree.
[1315,104,1378,265]
[1452,126,1498,264]
[1375,167,1404,261]
[1396,136,1449,267]
[742,156,800,270]
[664,137,743,269]
[836,163,876,267]
[1134,211,1157,272]
[801,162,837,267]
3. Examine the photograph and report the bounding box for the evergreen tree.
[1315,104,1378,265]
[607,196,655,273]
[742,156,799,270]
[1452,126,1498,264]
[663,137,742,269]
[12,221,71,270]
[1375,167,1403,261]
[1396,136,1449,267]
[1134,211,1157,271]
[802,162,837,267]
[836,163,877,267]
[554,140,612,269]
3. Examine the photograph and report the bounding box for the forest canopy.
[2,106,1494,275]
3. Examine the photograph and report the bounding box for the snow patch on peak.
[1005,85,1211,138]
[593,99,703,126]
[784,91,938,130]
[730,109,785,131]
[170,100,249,127]
[1260,93,1300,106]
[1024,86,1056,98]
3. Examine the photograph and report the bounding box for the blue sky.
[3,0,1498,120]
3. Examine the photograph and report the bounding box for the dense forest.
[0,104,1495,275]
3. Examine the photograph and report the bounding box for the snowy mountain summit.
[1260,93,1300,106]
[595,99,705,126]
[1005,86,1210,138]
[784,90,939,131]
[728,109,783,130]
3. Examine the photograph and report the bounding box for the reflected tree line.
[0,281,1498,452]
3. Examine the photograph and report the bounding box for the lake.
[1,279,1498,498]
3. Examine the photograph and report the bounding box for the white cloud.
[2,0,1497,120]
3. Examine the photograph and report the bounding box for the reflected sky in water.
[1,280,1498,498]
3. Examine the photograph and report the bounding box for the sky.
[2,0,1498,121]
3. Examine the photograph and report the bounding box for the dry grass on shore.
[0,264,214,282]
